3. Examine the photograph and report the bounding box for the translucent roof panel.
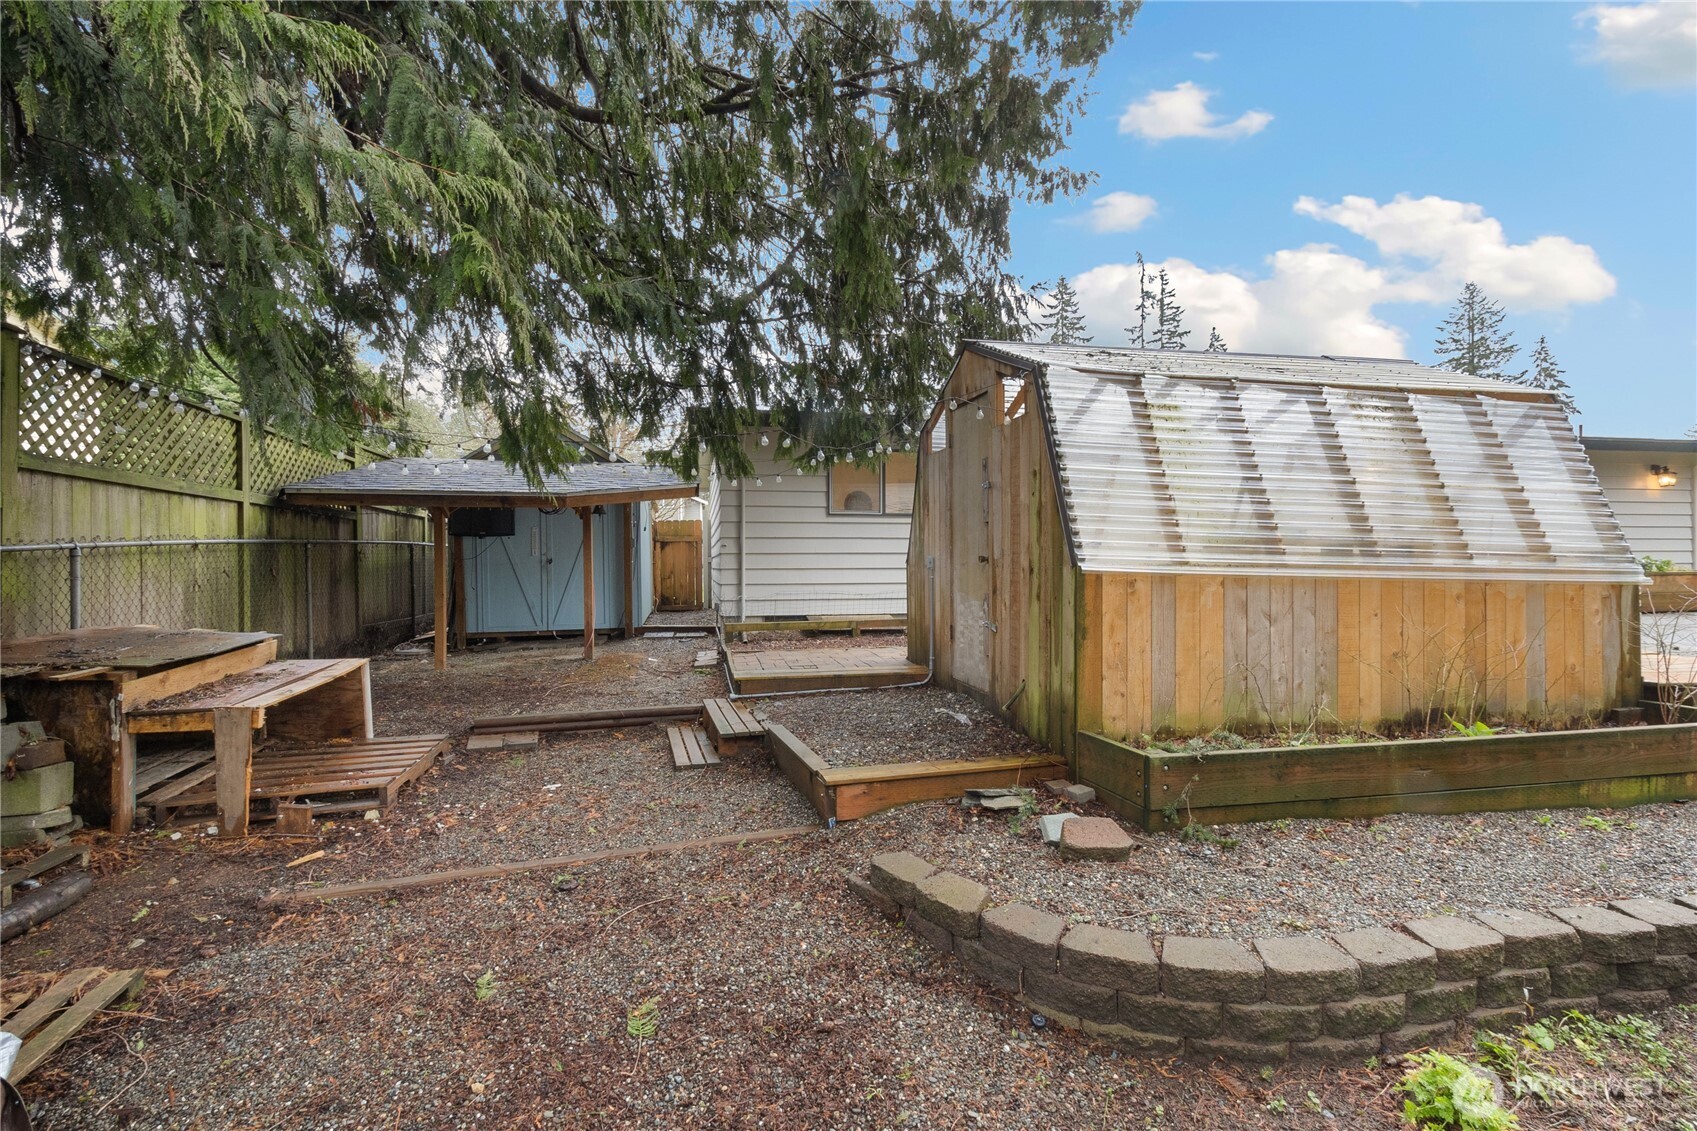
[1008,346,1641,582]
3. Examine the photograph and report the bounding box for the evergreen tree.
[1153,269,1189,350]
[1434,282,1520,380]
[1205,327,1227,352]
[1124,252,1155,348]
[0,2,1135,475]
[1523,336,1578,416]
[1044,277,1091,344]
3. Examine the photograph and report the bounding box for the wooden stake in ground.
[258,825,818,907]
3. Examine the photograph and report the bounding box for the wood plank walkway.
[725,646,927,693]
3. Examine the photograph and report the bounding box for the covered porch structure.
[282,459,698,669]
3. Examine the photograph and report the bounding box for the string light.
[759,433,770,447]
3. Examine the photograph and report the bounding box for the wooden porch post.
[622,503,636,638]
[432,507,448,671]
[452,534,468,651]
[580,507,596,660]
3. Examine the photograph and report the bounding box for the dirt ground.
[4,634,1694,1130]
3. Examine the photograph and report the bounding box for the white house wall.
[708,444,910,619]
[1588,448,1697,568]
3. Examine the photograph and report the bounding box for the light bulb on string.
[168,391,179,403]
[774,475,782,484]
[148,387,160,398]
[755,477,764,487]
[128,382,140,394]
[759,433,770,447]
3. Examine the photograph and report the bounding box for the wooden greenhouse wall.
[909,346,1644,761]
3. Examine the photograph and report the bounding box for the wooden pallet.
[1,967,144,1083]
[146,735,449,821]
[667,724,721,770]
[702,697,764,755]
[0,844,91,909]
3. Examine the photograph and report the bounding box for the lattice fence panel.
[248,433,352,496]
[17,343,240,490]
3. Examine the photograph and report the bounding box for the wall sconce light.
[1651,464,1678,488]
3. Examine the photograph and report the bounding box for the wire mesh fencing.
[0,539,433,658]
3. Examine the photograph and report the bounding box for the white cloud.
[1084,191,1159,233]
[1293,194,1616,309]
[1578,3,1697,88]
[1068,195,1615,357]
[1193,51,1219,63]
[1117,82,1273,141]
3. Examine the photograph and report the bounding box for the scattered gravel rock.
[758,685,1048,767]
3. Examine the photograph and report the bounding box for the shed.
[282,458,697,668]
[908,342,1644,760]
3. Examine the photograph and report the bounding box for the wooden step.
[702,698,765,757]
[667,724,720,770]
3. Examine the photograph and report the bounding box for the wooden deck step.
[667,724,720,770]
[703,698,765,757]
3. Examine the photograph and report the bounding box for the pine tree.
[1523,336,1578,416]
[0,2,1133,475]
[1205,327,1227,352]
[1124,253,1155,348]
[1434,283,1521,380]
[1153,270,1190,350]
[1044,277,1091,344]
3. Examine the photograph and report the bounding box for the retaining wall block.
[1540,996,1600,1015]
[1473,910,1582,968]
[1253,936,1361,1005]
[1023,968,1119,1024]
[1380,1020,1458,1058]
[1322,994,1407,1039]
[844,871,901,919]
[1615,954,1697,991]
[914,871,990,938]
[869,852,937,906]
[1221,1002,1322,1043]
[1551,906,1658,964]
[1476,967,1552,1009]
[1119,994,1223,1038]
[1187,1036,1289,1065]
[1334,927,1438,995]
[1673,895,1697,913]
[1079,1019,1184,1056]
[1059,924,1160,994]
[1292,1034,1380,1064]
[903,906,954,954]
[1406,981,1478,1024]
[1549,961,1619,998]
[1402,916,1505,980]
[1467,1006,1527,1032]
[956,937,1022,994]
[1161,937,1265,1004]
[1609,898,1697,954]
[1601,988,1672,1013]
[980,903,1065,971]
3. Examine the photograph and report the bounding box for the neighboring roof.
[960,342,1641,583]
[280,458,697,509]
[1579,435,1697,454]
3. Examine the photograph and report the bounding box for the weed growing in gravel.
[1178,822,1239,850]
[1396,1051,1517,1130]
[472,970,497,1002]
[1580,815,1615,833]
[626,996,660,1039]
[1265,1096,1288,1114]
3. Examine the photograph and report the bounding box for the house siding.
[1587,448,1697,568]
[707,440,910,619]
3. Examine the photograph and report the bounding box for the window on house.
[828,454,917,515]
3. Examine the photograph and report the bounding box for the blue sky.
[1009,1,1697,437]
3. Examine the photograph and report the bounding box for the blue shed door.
[464,507,630,633]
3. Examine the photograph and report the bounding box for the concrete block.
[1381,1020,1457,1058]
[1161,937,1265,1004]
[1187,1036,1288,1064]
[1615,954,1697,991]
[1551,905,1657,964]
[1550,961,1618,998]
[1060,783,1097,805]
[956,936,1022,994]
[1221,1002,1322,1043]
[1059,924,1159,994]
[869,852,936,906]
[1476,968,1551,1009]
[1334,927,1438,995]
[1058,817,1134,862]
[1254,936,1361,1004]
[844,871,901,919]
[1609,898,1697,954]
[1406,981,1477,1024]
[1465,1006,1526,1033]
[1600,988,1671,1013]
[1079,1019,1183,1056]
[904,906,954,954]
[1473,910,1582,968]
[981,903,1065,971]
[1401,916,1504,980]
[0,761,74,816]
[1292,1035,1380,1063]
[1037,813,1076,845]
[1023,968,1118,1023]
[1322,995,1406,1039]
[913,871,990,938]
[1119,994,1223,1038]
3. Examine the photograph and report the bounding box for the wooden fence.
[653,519,703,610]
[1,327,430,656]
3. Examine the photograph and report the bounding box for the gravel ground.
[6,642,1696,1131]
[854,796,1697,941]
[757,685,1050,767]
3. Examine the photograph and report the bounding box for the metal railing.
[0,538,434,658]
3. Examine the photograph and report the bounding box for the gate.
[653,519,704,610]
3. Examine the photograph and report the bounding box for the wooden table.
[125,658,373,836]
[4,627,280,835]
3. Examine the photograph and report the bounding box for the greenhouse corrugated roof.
[966,342,1642,583]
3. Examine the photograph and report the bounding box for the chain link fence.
[1,539,434,658]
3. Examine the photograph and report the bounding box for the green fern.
[1397,1052,1517,1130]
[627,996,660,1040]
